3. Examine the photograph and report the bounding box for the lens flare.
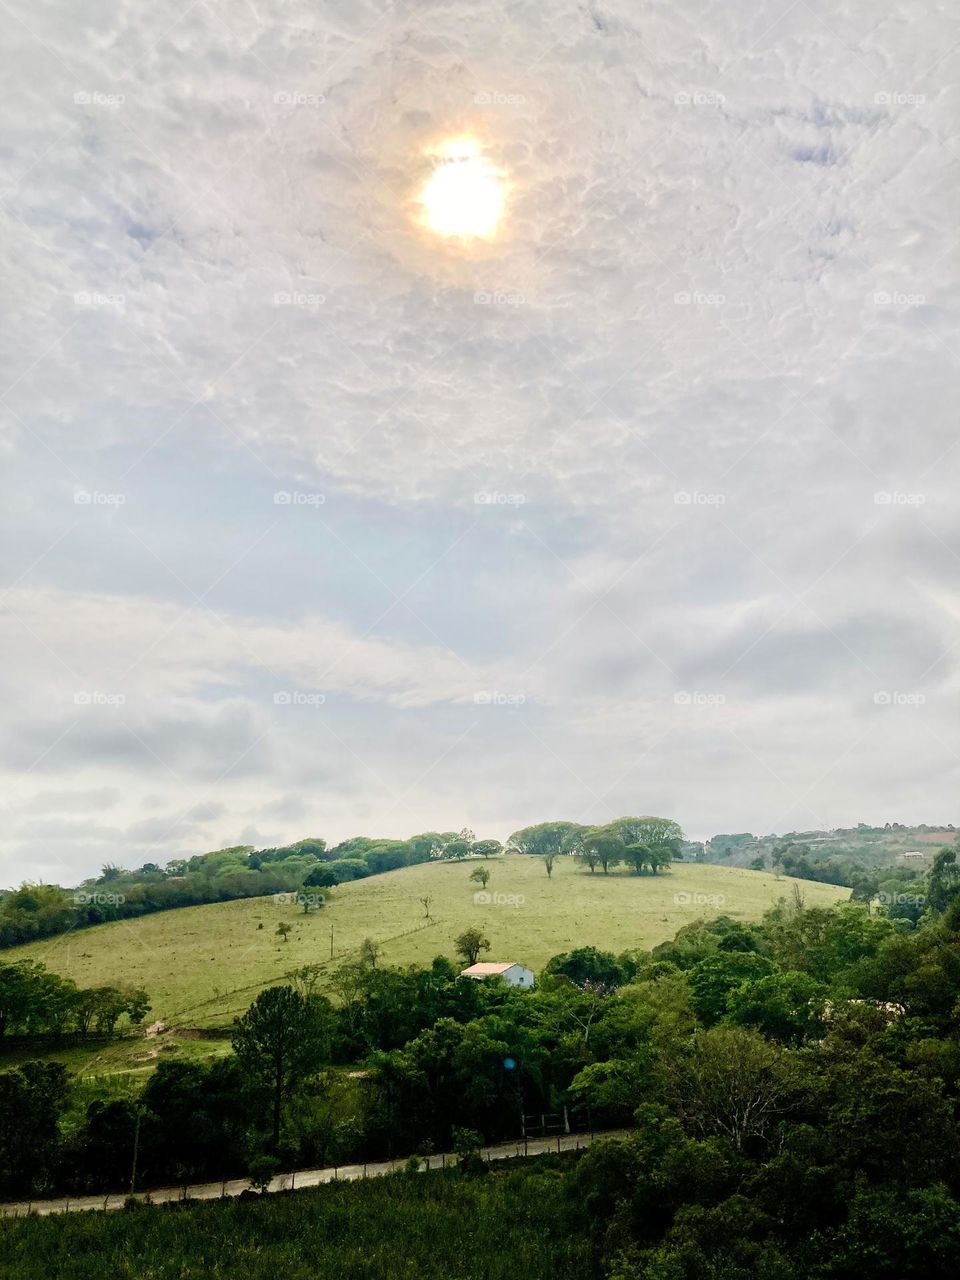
[418,138,505,240]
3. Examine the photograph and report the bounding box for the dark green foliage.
[0,1061,68,1195]
[232,986,333,1148]
[0,1165,591,1280]
[0,962,148,1040]
[545,947,625,988]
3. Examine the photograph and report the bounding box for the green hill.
[4,856,848,1031]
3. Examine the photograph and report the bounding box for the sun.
[418,138,505,240]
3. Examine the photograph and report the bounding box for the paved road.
[0,1130,628,1218]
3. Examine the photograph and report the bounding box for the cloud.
[0,0,957,879]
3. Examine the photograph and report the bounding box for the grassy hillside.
[3,856,848,1032]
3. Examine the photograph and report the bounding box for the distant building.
[903,851,925,861]
[460,961,535,988]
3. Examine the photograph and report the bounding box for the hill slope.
[4,856,849,1028]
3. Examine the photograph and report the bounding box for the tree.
[0,1061,69,1195]
[304,865,338,889]
[443,839,471,861]
[452,1126,486,1176]
[725,970,827,1044]
[419,896,433,922]
[232,986,330,1149]
[611,817,682,872]
[505,821,585,857]
[469,867,491,891]
[689,951,775,1025]
[544,947,623,988]
[926,847,960,914]
[247,1153,280,1192]
[575,843,601,873]
[0,962,47,1037]
[826,1182,960,1276]
[359,938,381,969]
[624,842,652,874]
[276,921,291,944]
[454,928,491,967]
[544,853,556,878]
[664,1025,799,1152]
[574,826,625,875]
[471,839,503,859]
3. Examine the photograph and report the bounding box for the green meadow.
[2,856,848,1038]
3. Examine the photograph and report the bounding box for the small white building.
[460,961,535,989]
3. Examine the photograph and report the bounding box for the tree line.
[0,817,679,952]
[0,961,149,1040]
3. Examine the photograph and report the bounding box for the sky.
[1,0,959,886]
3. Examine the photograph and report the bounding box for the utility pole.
[130,1106,142,1196]
[329,924,334,959]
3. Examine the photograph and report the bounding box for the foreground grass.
[2,857,848,1032]
[0,1163,591,1280]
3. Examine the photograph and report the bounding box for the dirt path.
[0,1129,628,1218]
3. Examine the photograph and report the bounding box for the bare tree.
[664,1026,799,1151]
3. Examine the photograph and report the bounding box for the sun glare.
[418,138,505,240]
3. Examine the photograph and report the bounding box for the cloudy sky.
[1,0,958,885]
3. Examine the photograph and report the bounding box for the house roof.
[461,961,524,975]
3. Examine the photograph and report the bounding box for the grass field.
[1,856,848,1041]
[0,1160,590,1280]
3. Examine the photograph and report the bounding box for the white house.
[460,961,535,989]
